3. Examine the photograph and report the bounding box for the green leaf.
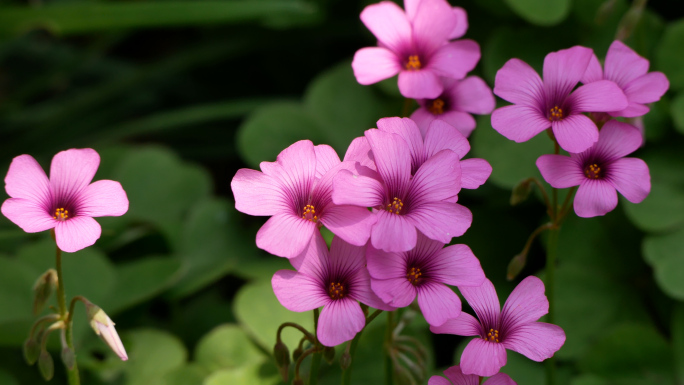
[570,375,609,385]
[502,0,571,26]
[622,181,684,233]
[123,329,187,385]
[195,324,264,372]
[162,364,207,385]
[671,92,684,135]
[0,370,19,385]
[656,19,684,91]
[203,364,279,385]
[643,227,684,300]
[0,256,36,324]
[673,304,684,382]
[236,102,326,168]
[233,280,313,350]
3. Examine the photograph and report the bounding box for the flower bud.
[339,351,351,370]
[32,269,58,316]
[61,346,75,370]
[38,350,54,381]
[273,340,290,382]
[87,304,128,361]
[323,346,335,364]
[23,338,40,365]
[510,179,532,206]
[507,253,527,281]
[292,346,303,362]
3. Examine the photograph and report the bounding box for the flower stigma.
[386,197,404,214]
[584,163,601,179]
[53,208,69,221]
[487,328,500,343]
[406,55,421,71]
[302,204,318,222]
[406,267,423,286]
[548,106,564,121]
[428,98,445,115]
[328,282,345,300]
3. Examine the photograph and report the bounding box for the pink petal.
[411,0,458,54]
[543,46,593,96]
[366,246,405,280]
[568,80,628,113]
[332,169,385,208]
[574,180,618,218]
[460,338,507,377]
[343,137,375,170]
[493,58,544,106]
[50,149,100,202]
[371,210,417,252]
[317,299,365,346]
[1,198,56,233]
[604,40,649,87]
[377,117,426,171]
[360,1,412,53]
[490,105,550,143]
[329,236,366,272]
[314,145,341,179]
[536,155,583,189]
[263,140,316,186]
[449,7,468,39]
[551,114,599,153]
[427,40,480,80]
[443,366,479,385]
[4,154,50,202]
[581,53,604,84]
[55,216,101,253]
[591,120,642,161]
[231,169,288,216]
[256,214,317,258]
[417,282,462,326]
[484,373,517,385]
[408,150,462,205]
[459,279,501,330]
[450,76,495,115]
[352,47,402,85]
[430,312,481,336]
[424,119,470,159]
[500,276,549,331]
[430,244,485,287]
[460,159,492,189]
[370,276,416,307]
[607,158,650,203]
[409,108,437,137]
[272,270,329,312]
[437,111,477,138]
[503,322,566,362]
[398,69,442,99]
[320,205,375,246]
[77,180,128,217]
[408,201,472,243]
[428,376,454,385]
[365,129,412,195]
[352,268,397,311]
[404,0,419,20]
[623,71,669,104]
[609,101,650,118]
[289,230,327,274]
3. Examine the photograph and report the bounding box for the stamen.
[406,267,423,286]
[328,282,345,300]
[53,208,69,221]
[548,106,564,121]
[302,204,318,222]
[428,98,445,115]
[386,198,404,215]
[406,55,421,71]
[584,163,601,179]
[486,328,500,343]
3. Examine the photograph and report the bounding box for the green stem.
[545,224,559,385]
[341,310,383,385]
[309,308,321,385]
[54,241,80,385]
[384,311,394,385]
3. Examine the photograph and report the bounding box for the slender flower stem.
[341,310,383,385]
[54,240,80,385]
[527,177,553,220]
[277,322,316,344]
[384,311,394,385]
[309,308,321,385]
[557,186,578,224]
[545,220,560,385]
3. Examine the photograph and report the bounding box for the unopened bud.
[507,253,527,281]
[32,269,58,315]
[292,346,303,362]
[61,346,75,370]
[323,346,335,364]
[38,350,54,381]
[87,303,128,361]
[23,338,40,365]
[510,179,532,206]
[273,340,290,382]
[340,351,351,370]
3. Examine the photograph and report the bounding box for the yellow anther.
[584,163,601,179]
[406,55,421,70]
[406,267,423,286]
[53,207,69,221]
[548,106,564,121]
[486,329,501,343]
[429,98,445,115]
[328,282,345,300]
[386,197,404,215]
[302,204,319,222]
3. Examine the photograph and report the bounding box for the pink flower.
[491,46,629,153]
[88,305,128,361]
[352,0,480,99]
[582,40,669,118]
[367,232,485,326]
[231,140,375,259]
[431,277,565,377]
[271,233,393,347]
[410,76,495,138]
[1,149,128,253]
[403,0,469,40]
[429,365,516,385]
[333,124,472,253]
[536,120,650,218]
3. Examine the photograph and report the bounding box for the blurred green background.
[1,0,684,384]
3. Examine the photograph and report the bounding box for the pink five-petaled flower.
[491,46,628,153]
[352,0,480,99]
[367,232,485,326]
[1,149,128,253]
[333,125,472,253]
[582,40,669,118]
[431,277,566,377]
[231,140,375,259]
[272,233,393,347]
[536,120,650,218]
[404,0,469,40]
[429,365,516,385]
[411,76,495,138]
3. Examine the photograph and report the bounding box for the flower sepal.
[32,268,58,316]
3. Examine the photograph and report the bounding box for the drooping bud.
[292,346,304,362]
[323,346,335,364]
[273,340,290,382]
[510,179,532,206]
[61,346,75,370]
[340,351,351,370]
[86,303,128,361]
[507,253,527,281]
[38,349,54,381]
[23,338,40,365]
[32,269,58,315]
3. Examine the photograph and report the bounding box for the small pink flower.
[429,365,516,385]
[403,0,469,40]
[1,149,128,253]
[536,120,650,218]
[272,233,393,347]
[582,40,669,118]
[431,277,565,377]
[352,0,480,99]
[491,46,628,153]
[231,140,375,259]
[411,76,495,138]
[367,232,485,326]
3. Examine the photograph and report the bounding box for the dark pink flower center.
[584,163,602,179]
[405,55,422,71]
[406,266,423,286]
[328,282,346,300]
[53,207,70,221]
[302,204,318,222]
[428,98,445,115]
[486,328,500,343]
[548,105,564,121]
[386,197,404,215]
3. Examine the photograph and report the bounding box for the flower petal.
[377,117,426,172]
[411,0,458,54]
[399,69,442,99]
[371,210,417,252]
[460,338,507,377]
[574,180,618,218]
[438,111,477,138]
[314,145,341,179]
[427,40,480,80]
[1,198,56,233]
[568,80,628,113]
[232,169,288,216]
[491,105,550,143]
[604,40,649,87]
[332,169,385,208]
[503,322,566,362]
[365,128,412,197]
[459,279,500,331]
[50,149,100,204]
[428,375,454,385]
[501,276,549,332]
[484,373,517,385]
[344,137,375,170]
[493,58,544,106]
[321,205,375,246]
[591,120,642,161]
[450,76,495,115]
[272,270,329,312]
[352,268,397,311]
[408,149,462,205]
[443,365,479,385]
[329,236,366,273]
[408,201,472,243]
[55,216,101,253]
[370,276,416,307]
[607,158,650,203]
[317,299,365,346]
[417,282,462,326]
[623,71,669,104]
[449,7,468,39]
[360,1,412,53]
[352,47,402,85]
[366,245,406,280]
[409,108,437,137]
[256,214,317,258]
[4,154,50,203]
[536,155,583,189]
[581,53,604,84]
[77,180,128,217]
[424,119,471,159]
[430,244,485,287]
[289,230,327,275]
[551,114,599,153]
[430,312,481,336]
[543,46,593,97]
[460,159,491,189]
